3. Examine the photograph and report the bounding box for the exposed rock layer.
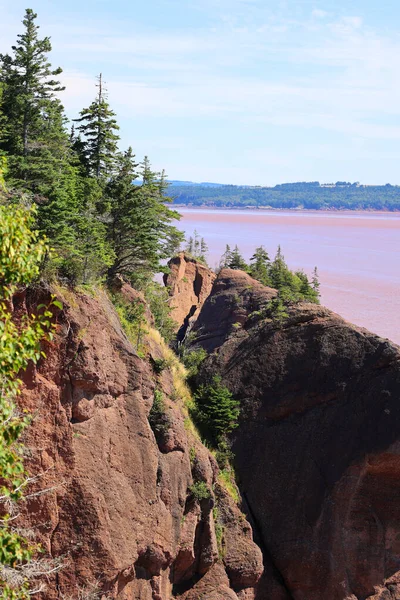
[191,268,400,600]
[18,284,261,599]
[164,253,216,338]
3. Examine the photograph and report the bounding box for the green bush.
[189,481,211,502]
[182,347,207,379]
[152,357,169,374]
[149,390,170,438]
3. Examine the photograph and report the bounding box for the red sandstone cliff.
[16,284,262,599]
[189,268,400,600]
[163,253,216,337]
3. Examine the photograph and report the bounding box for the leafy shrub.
[189,481,211,502]
[181,347,207,379]
[111,292,148,356]
[152,357,169,374]
[149,390,170,438]
[213,507,225,558]
[0,205,60,597]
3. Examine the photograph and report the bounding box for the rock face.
[164,253,216,338]
[17,284,262,599]
[191,269,400,600]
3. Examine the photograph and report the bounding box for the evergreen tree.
[200,236,208,264]
[74,74,120,178]
[184,230,208,264]
[185,236,194,255]
[0,8,64,179]
[249,246,270,285]
[226,245,248,271]
[312,267,321,299]
[106,150,183,285]
[219,244,232,269]
[195,376,240,443]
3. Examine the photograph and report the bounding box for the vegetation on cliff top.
[0,9,183,290]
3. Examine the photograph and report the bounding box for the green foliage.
[215,438,234,469]
[249,246,270,286]
[189,481,211,502]
[181,347,207,380]
[0,9,64,164]
[220,244,320,309]
[268,297,289,324]
[106,151,184,285]
[111,292,148,356]
[213,507,225,559]
[152,358,169,374]
[143,282,176,343]
[0,10,182,288]
[194,376,240,444]
[73,74,120,178]
[0,205,58,598]
[149,389,170,438]
[168,181,400,211]
[189,446,196,465]
[219,244,247,271]
[218,469,240,504]
[185,230,209,265]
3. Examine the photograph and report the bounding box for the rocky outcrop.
[17,283,261,599]
[164,253,216,338]
[191,268,400,600]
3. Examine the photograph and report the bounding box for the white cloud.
[311,9,330,19]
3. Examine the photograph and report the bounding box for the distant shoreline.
[173,204,400,216]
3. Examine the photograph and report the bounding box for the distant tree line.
[169,181,400,211]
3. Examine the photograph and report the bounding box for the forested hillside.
[169,181,400,210]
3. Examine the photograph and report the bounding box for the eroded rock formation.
[17,284,261,599]
[190,268,400,600]
[164,253,216,338]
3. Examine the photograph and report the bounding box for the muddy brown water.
[177,208,400,345]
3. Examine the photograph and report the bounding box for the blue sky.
[2,0,400,184]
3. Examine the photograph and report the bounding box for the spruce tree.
[227,245,248,271]
[0,8,64,178]
[219,244,232,269]
[106,151,183,285]
[195,376,240,443]
[249,246,270,285]
[74,74,120,179]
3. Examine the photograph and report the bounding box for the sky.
[1,0,400,185]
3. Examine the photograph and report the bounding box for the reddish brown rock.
[192,268,400,600]
[214,485,264,591]
[164,252,216,336]
[15,283,262,599]
[180,563,240,600]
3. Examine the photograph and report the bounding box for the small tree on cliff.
[194,376,240,443]
[249,246,270,285]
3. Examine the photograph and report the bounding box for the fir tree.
[185,236,194,254]
[106,151,183,285]
[227,245,248,271]
[74,74,120,179]
[200,236,208,264]
[195,376,240,443]
[249,246,270,285]
[0,9,64,171]
[219,244,232,269]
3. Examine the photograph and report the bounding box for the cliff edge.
[188,268,400,600]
